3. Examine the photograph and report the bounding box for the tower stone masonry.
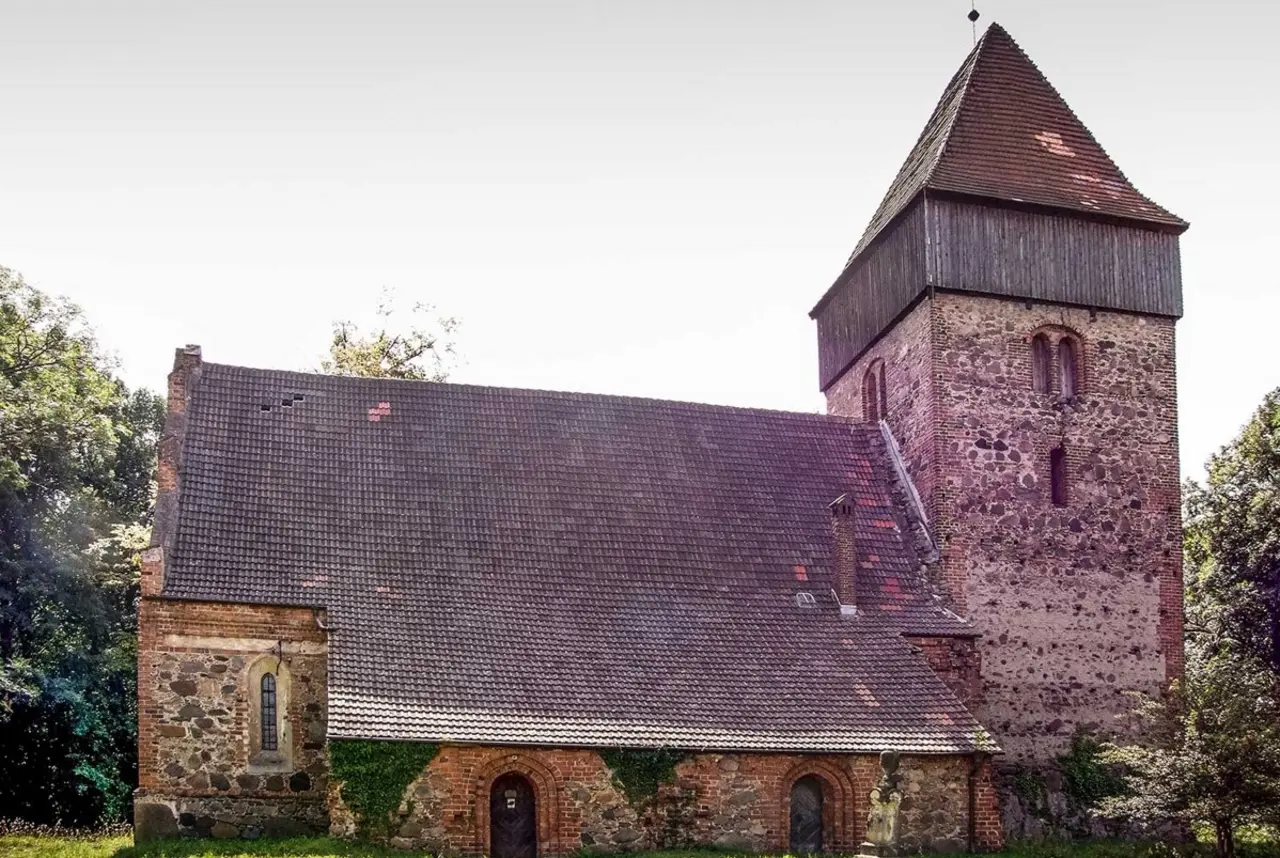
[812,24,1187,765]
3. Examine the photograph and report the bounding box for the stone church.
[135,23,1187,853]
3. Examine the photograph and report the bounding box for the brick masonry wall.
[330,746,1000,855]
[829,293,1184,764]
[135,596,329,840]
[906,636,982,709]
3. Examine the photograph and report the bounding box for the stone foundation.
[133,792,328,841]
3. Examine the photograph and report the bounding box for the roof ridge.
[199,360,865,425]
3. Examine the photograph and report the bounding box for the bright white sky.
[1,0,1275,478]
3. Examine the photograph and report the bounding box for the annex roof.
[161,363,989,754]
[846,22,1186,266]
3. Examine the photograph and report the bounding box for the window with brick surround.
[1050,446,1068,506]
[878,361,888,417]
[863,360,887,422]
[1031,334,1051,393]
[1031,326,1083,398]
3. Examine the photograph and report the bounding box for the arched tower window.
[1050,446,1068,507]
[863,366,880,422]
[260,673,278,752]
[863,360,887,422]
[1059,338,1078,399]
[878,361,888,417]
[1031,334,1052,393]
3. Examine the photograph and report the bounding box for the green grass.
[2,838,1279,858]
[0,835,437,858]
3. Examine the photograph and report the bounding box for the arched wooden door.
[490,773,537,858]
[789,775,824,854]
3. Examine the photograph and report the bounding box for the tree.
[1098,650,1280,858]
[321,289,458,381]
[1184,389,1280,676]
[0,266,163,826]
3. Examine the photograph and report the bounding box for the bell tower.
[813,23,1187,763]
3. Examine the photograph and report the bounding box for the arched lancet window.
[1031,334,1052,394]
[863,369,880,422]
[863,360,886,423]
[260,673,278,752]
[878,361,888,418]
[1059,338,1078,399]
[1050,446,1068,507]
[789,775,824,854]
[249,655,290,767]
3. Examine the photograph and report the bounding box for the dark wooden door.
[490,773,536,858]
[789,775,824,854]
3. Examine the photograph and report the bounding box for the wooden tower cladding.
[815,23,1188,763]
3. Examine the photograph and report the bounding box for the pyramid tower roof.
[847,23,1186,266]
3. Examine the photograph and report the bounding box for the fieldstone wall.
[135,596,329,841]
[328,745,1000,855]
[134,793,327,840]
[827,298,940,524]
[830,293,1183,767]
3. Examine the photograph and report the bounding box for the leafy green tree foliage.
[1099,648,1280,857]
[1185,390,1280,675]
[321,289,458,381]
[0,267,163,826]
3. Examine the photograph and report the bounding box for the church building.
[134,24,1187,853]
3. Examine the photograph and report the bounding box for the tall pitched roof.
[848,23,1186,263]
[161,363,988,753]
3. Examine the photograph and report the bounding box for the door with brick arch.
[789,775,824,853]
[490,773,537,858]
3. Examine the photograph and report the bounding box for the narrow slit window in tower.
[878,361,888,418]
[863,366,881,422]
[1050,446,1068,507]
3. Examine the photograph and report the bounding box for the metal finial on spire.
[968,1,981,45]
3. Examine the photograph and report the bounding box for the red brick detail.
[136,597,325,794]
[145,345,203,598]
[830,494,858,607]
[471,752,566,858]
[777,758,858,850]
[138,548,164,602]
[906,636,982,709]
[399,748,989,855]
[971,758,1004,851]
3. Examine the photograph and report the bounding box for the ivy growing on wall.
[1057,733,1125,807]
[329,739,440,835]
[599,748,687,804]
